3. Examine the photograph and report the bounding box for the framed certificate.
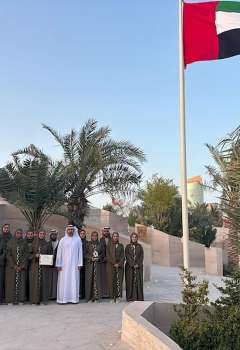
[39,254,53,266]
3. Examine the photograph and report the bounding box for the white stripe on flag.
[216,11,240,35]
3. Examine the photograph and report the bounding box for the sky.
[0,0,239,208]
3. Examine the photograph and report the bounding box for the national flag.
[184,1,240,64]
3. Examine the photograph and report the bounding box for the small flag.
[184,1,240,64]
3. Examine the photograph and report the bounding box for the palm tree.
[206,126,240,270]
[0,149,66,233]
[15,120,146,227]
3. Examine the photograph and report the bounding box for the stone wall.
[143,226,222,275]
[121,301,182,350]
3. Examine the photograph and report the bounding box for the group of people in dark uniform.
[0,223,144,305]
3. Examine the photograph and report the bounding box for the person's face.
[50,232,58,241]
[2,225,10,234]
[91,232,98,242]
[38,231,46,240]
[26,231,34,240]
[33,232,38,237]
[15,230,23,240]
[103,229,110,238]
[79,230,86,240]
[131,234,138,243]
[112,233,119,243]
[67,228,74,237]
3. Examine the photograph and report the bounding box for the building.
[187,176,204,207]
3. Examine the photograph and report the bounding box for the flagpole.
[179,0,190,269]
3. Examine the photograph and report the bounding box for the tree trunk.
[67,194,89,228]
[227,226,239,270]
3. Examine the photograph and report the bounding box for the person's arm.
[20,243,29,270]
[55,239,63,269]
[78,240,83,268]
[101,239,108,262]
[125,245,135,267]
[47,242,53,255]
[136,244,144,267]
[32,242,40,261]
[106,242,115,265]
[6,241,15,268]
[0,241,5,266]
[28,243,34,262]
[53,244,58,266]
[97,243,104,263]
[118,244,125,267]
[85,243,93,264]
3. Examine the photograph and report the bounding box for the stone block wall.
[144,225,222,275]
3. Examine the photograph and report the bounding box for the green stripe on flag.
[217,1,240,13]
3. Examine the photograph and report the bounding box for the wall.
[121,302,182,350]
[140,225,222,275]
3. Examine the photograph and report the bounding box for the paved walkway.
[0,266,224,350]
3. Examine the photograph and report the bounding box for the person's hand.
[57,267,62,272]
[114,264,119,268]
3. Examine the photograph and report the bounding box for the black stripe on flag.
[218,28,240,60]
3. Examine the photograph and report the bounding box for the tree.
[206,126,240,270]
[0,149,65,232]
[102,204,117,214]
[188,203,219,248]
[167,195,182,237]
[128,203,146,227]
[141,175,178,231]
[128,176,181,233]
[15,120,145,227]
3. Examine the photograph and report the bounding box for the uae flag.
[184,1,240,64]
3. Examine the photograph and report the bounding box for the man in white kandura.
[56,225,83,304]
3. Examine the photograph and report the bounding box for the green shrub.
[208,271,240,350]
[170,270,240,350]
[170,269,210,350]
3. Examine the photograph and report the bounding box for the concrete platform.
[0,266,224,350]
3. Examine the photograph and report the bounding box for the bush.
[170,269,240,349]
[208,271,240,350]
[170,269,210,350]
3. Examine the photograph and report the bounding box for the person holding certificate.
[30,230,53,305]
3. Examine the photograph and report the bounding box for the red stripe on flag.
[183,2,219,65]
